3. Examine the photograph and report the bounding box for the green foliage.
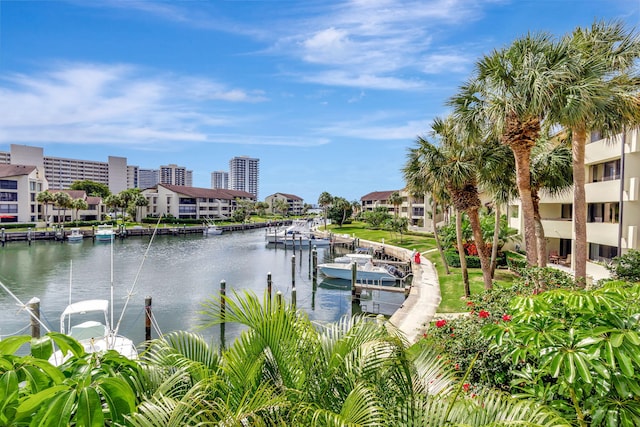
[70,180,111,198]
[606,249,640,282]
[362,206,391,228]
[327,196,352,227]
[444,250,482,268]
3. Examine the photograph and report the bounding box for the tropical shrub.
[606,249,640,283]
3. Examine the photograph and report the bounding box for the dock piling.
[27,297,40,338]
[144,296,152,342]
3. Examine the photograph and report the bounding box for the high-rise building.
[1,144,129,193]
[229,156,259,198]
[211,171,228,189]
[159,164,193,187]
[139,168,160,189]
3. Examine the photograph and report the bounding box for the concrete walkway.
[388,250,442,345]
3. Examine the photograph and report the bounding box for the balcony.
[586,222,619,247]
[585,179,622,203]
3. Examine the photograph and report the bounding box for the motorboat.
[281,235,331,248]
[333,253,373,264]
[265,219,312,243]
[317,260,398,282]
[95,224,115,242]
[48,299,138,366]
[67,227,83,243]
[204,223,223,235]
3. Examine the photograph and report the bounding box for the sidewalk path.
[388,250,442,345]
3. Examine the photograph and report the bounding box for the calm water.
[0,229,403,346]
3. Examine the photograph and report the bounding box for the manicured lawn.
[329,221,520,314]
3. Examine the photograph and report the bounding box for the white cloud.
[0,63,267,145]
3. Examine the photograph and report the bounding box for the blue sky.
[0,0,637,204]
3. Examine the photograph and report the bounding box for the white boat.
[281,235,331,247]
[333,253,373,264]
[95,224,115,242]
[67,227,83,243]
[265,220,312,243]
[49,299,138,366]
[204,223,223,235]
[317,261,398,282]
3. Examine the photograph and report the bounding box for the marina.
[0,228,406,347]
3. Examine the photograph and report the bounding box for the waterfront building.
[0,144,129,193]
[229,156,259,199]
[509,128,640,279]
[142,184,255,220]
[48,190,103,223]
[0,164,47,223]
[265,193,304,216]
[360,190,440,231]
[160,164,192,187]
[211,171,229,189]
[138,168,160,190]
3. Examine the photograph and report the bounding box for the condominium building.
[159,164,193,187]
[229,156,259,199]
[360,190,440,230]
[509,128,640,279]
[138,168,160,189]
[265,193,304,216]
[0,164,47,223]
[142,184,255,220]
[211,171,229,190]
[0,144,129,193]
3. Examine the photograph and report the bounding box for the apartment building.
[509,128,640,278]
[48,190,103,223]
[265,193,304,216]
[142,184,255,220]
[229,156,259,199]
[138,168,160,189]
[0,164,48,223]
[0,144,129,193]
[361,190,439,230]
[211,171,229,189]
[159,164,193,187]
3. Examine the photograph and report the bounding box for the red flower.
[462,383,470,392]
[454,363,460,370]
[435,319,447,328]
[502,314,512,322]
[478,310,490,319]
[466,301,474,306]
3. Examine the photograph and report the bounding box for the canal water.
[0,229,404,347]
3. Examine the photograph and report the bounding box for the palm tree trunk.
[455,210,470,298]
[467,207,493,290]
[532,190,547,268]
[511,143,538,267]
[433,201,450,275]
[572,127,588,283]
[490,203,501,278]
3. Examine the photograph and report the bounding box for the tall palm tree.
[388,191,403,217]
[403,142,451,275]
[530,139,574,267]
[53,191,72,224]
[318,191,333,231]
[450,33,568,267]
[550,21,640,281]
[71,198,88,224]
[133,193,149,222]
[36,190,54,227]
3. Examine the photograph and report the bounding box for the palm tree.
[450,33,568,267]
[36,190,54,227]
[388,191,403,217]
[318,191,333,231]
[549,21,640,281]
[103,194,121,221]
[133,193,149,222]
[273,198,289,216]
[530,139,573,267]
[53,191,73,224]
[403,143,451,275]
[71,198,88,225]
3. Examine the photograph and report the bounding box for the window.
[179,198,196,205]
[590,130,603,143]
[0,204,18,213]
[0,180,17,190]
[0,192,18,202]
[588,202,619,223]
[561,204,572,219]
[179,206,196,214]
[591,159,620,182]
[589,243,617,262]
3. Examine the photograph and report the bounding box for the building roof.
[159,184,255,200]
[270,192,303,201]
[50,189,87,200]
[360,190,399,202]
[0,164,37,178]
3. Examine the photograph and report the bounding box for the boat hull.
[317,263,396,281]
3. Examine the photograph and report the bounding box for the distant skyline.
[0,0,637,203]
